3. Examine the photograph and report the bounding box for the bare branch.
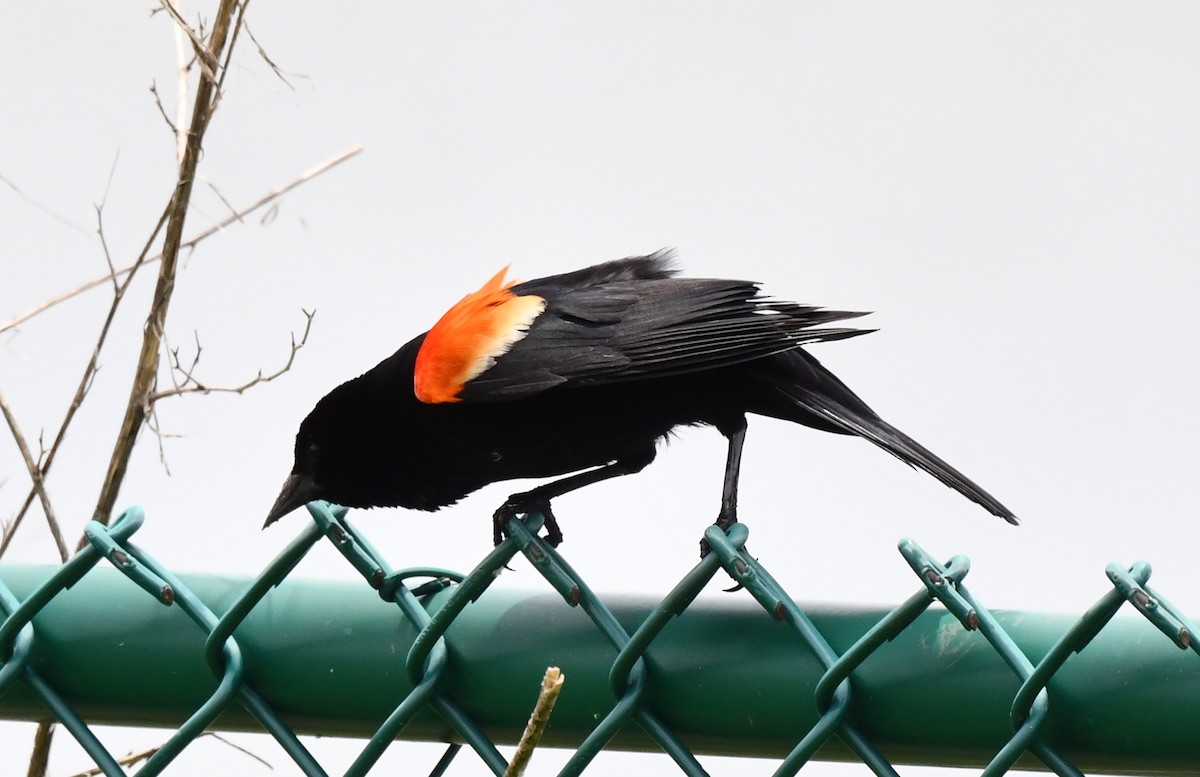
[0,195,170,559]
[0,385,68,561]
[153,309,314,400]
[24,721,53,777]
[91,0,244,534]
[18,4,294,772]
[1,144,362,335]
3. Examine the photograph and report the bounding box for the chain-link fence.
[2,502,1198,776]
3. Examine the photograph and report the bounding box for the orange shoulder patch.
[414,266,546,403]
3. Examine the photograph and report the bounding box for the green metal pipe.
[1,563,1197,773]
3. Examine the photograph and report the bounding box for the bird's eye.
[303,442,320,467]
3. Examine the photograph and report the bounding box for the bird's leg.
[493,448,656,547]
[716,422,746,530]
[701,419,747,558]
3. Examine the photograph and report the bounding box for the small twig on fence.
[153,309,314,401]
[0,145,362,335]
[504,667,566,777]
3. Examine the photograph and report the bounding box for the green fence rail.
[1,503,1198,776]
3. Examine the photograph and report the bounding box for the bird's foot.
[699,508,739,558]
[700,509,747,592]
[492,491,564,547]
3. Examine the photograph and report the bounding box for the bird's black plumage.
[267,252,1017,548]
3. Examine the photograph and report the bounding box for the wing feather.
[454,254,870,402]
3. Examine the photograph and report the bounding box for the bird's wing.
[413,257,870,404]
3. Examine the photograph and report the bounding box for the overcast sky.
[2,3,1199,775]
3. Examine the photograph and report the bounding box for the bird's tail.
[765,351,1019,524]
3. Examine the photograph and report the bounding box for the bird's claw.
[493,492,564,547]
[700,512,747,592]
[699,509,738,558]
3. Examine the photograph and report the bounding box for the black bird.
[266,252,1017,549]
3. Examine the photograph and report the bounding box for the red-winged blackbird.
[266,252,1016,549]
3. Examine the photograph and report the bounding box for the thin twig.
[504,667,566,777]
[153,309,314,400]
[214,0,250,97]
[61,743,159,777]
[148,82,180,142]
[0,172,94,239]
[96,206,118,295]
[172,11,190,167]
[0,386,67,560]
[144,403,176,476]
[0,145,362,335]
[243,19,296,90]
[161,329,202,396]
[160,0,219,81]
[61,732,273,777]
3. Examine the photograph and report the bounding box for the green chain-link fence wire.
[2,501,1199,776]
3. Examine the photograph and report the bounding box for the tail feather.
[779,384,1019,525]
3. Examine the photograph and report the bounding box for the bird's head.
[263,416,328,528]
[263,345,424,527]
[263,373,374,528]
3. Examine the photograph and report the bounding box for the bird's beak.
[264,472,322,528]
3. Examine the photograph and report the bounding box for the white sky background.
[2,2,1199,775]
